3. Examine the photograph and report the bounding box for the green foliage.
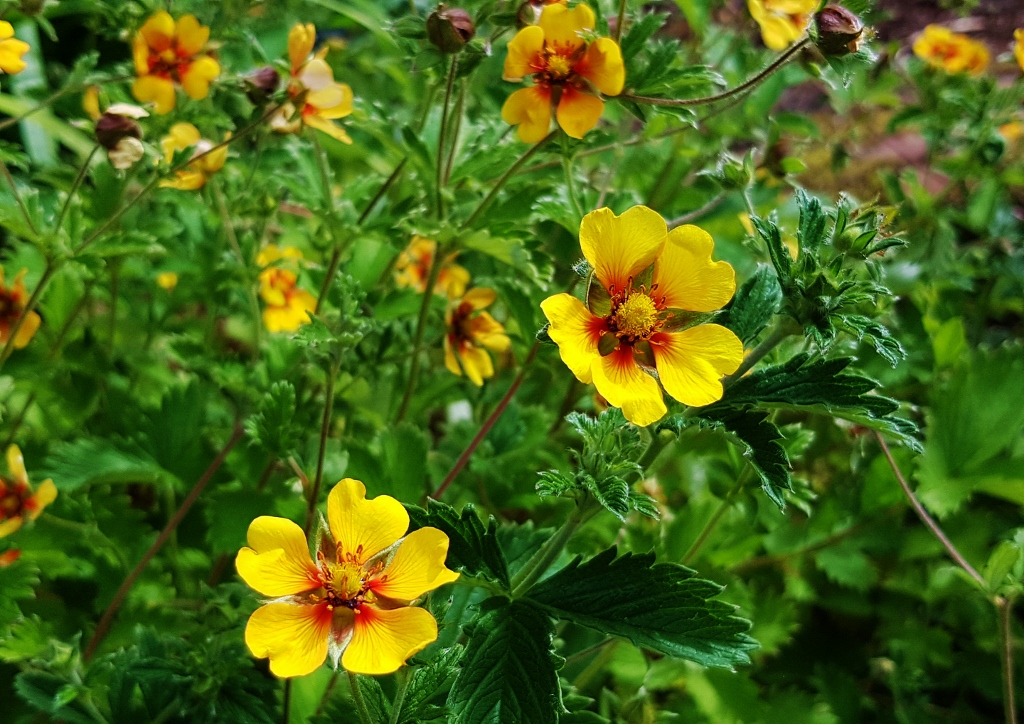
[718,266,783,344]
[407,500,511,590]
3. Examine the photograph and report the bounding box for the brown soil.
[874,0,1024,48]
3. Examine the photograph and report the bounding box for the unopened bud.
[815,5,864,56]
[108,137,146,170]
[426,6,475,53]
[246,66,281,103]
[95,112,143,150]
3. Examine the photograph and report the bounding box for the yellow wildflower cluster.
[912,25,989,75]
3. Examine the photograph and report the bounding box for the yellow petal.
[162,122,201,160]
[651,325,744,407]
[304,114,353,144]
[0,21,13,40]
[245,602,333,678]
[133,34,150,76]
[26,479,56,521]
[577,38,624,96]
[371,528,460,602]
[139,11,175,52]
[133,75,176,115]
[444,336,462,377]
[467,312,510,352]
[1015,29,1024,72]
[504,25,545,81]
[461,287,497,310]
[579,205,665,293]
[556,86,604,139]
[0,38,29,75]
[235,516,322,597]
[458,344,494,386]
[438,264,470,299]
[591,347,667,426]
[289,23,317,75]
[327,479,408,564]
[311,83,353,119]
[160,170,207,190]
[0,517,23,538]
[653,225,736,312]
[12,310,39,349]
[540,293,603,384]
[195,133,230,174]
[175,14,209,57]
[299,58,337,92]
[83,86,101,120]
[342,605,437,675]
[539,2,595,51]
[6,445,27,485]
[768,0,818,13]
[181,56,220,100]
[156,272,178,291]
[501,86,552,143]
[263,305,301,333]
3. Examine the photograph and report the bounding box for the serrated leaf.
[244,380,299,455]
[751,213,792,287]
[448,599,563,724]
[356,675,391,724]
[525,548,758,668]
[39,437,166,490]
[620,13,667,61]
[398,645,463,724]
[407,500,511,590]
[984,541,1020,594]
[719,266,783,344]
[795,189,827,254]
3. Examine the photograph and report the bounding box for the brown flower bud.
[108,137,146,170]
[95,113,143,150]
[814,5,864,56]
[426,6,475,53]
[246,66,281,103]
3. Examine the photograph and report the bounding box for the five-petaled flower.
[258,245,317,333]
[541,206,744,427]
[912,25,989,75]
[0,21,30,75]
[0,267,41,350]
[236,478,459,677]
[0,446,56,539]
[159,122,230,190]
[271,23,354,144]
[132,11,220,115]
[747,0,817,51]
[445,288,511,386]
[394,236,469,300]
[502,2,625,142]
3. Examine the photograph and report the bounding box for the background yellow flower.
[132,12,220,114]
[0,446,56,538]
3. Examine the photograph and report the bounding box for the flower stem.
[305,358,340,536]
[394,243,447,423]
[722,321,795,386]
[0,259,57,371]
[613,0,628,43]
[461,131,557,229]
[83,424,243,661]
[212,178,262,351]
[0,156,39,238]
[55,145,99,233]
[436,56,458,218]
[444,81,466,185]
[998,596,1018,724]
[622,37,809,108]
[348,671,373,724]
[282,679,292,724]
[511,495,599,596]
[562,152,583,220]
[388,668,411,724]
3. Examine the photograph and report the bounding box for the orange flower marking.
[394,236,469,299]
[541,206,744,426]
[257,247,316,333]
[236,479,459,677]
[502,3,625,141]
[913,25,989,75]
[0,446,56,539]
[445,288,511,386]
[132,12,220,114]
[0,268,41,350]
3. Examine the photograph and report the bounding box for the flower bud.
[814,5,864,56]
[246,66,281,103]
[426,6,475,53]
[95,112,143,150]
[108,137,146,170]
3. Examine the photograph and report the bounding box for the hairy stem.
[722,321,795,386]
[512,496,599,595]
[349,671,373,724]
[436,56,458,218]
[55,145,99,233]
[998,597,1018,724]
[213,178,262,351]
[395,244,446,422]
[462,131,557,229]
[305,359,340,535]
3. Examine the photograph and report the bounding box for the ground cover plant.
[0,0,1022,721]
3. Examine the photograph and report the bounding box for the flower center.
[546,54,572,78]
[614,292,659,338]
[325,560,366,601]
[0,477,28,521]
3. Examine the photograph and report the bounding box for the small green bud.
[426,6,475,54]
[814,5,865,56]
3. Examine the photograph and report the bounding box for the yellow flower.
[1014,29,1024,72]
[541,206,744,427]
[0,21,29,75]
[131,12,220,115]
[259,266,316,333]
[236,478,459,677]
[159,122,230,190]
[271,23,354,143]
[394,236,470,299]
[502,3,625,142]
[156,272,179,291]
[912,25,989,75]
[445,288,511,386]
[0,446,56,539]
[747,0,817,51]
[256,244,304,268]
[0,268,41,350]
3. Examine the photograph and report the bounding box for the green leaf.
[244,381,299,456]
[205,488,277,554]
[39,438,166,490]
[714,354,920,450]
[0,557,39,601]
[381,423,430,501]
[448,599,563,724]
[398,645,463,724]
[356,675,391,724]
[407,500,511,590]
[983,541,1020,595]
[525,548,758,668]
[719,266,783,344]
[620,13,667,61]
[751,213,792,287]
[795,189,827,255]
[835,313,906,367]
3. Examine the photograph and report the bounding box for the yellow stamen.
[546,54,572,78]
[614,293,658,338]
[327,561,366,600]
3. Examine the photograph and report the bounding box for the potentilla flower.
[236,478,459,677]
[747,0,817,51]
[1014,29,1024,72]
[258,248,316,333]
[270,23,354,144]
[541,206,744,427]
[394,236,469,299]
[912,25,989,75]
[0,548,21,566]
[132,12,220,115]
[159,122,230,190]
[502,2,625,142]
[156,272,178,291]
[0,22,30,75]
[445,288,511,386]
[0,446,56,539]
[0,267,41,350]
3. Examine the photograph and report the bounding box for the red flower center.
[0,476,31,521]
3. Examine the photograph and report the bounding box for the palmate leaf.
[713,354,921,450]
[407,500,511,590]
[525,548,758,669]
[448,600,563,724]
